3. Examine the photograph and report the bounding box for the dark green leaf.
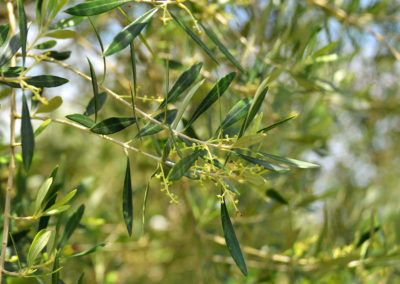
[221,199,247,276]
[87,57,99,122]
[235,152,289,172]
[256,152,320,169]
[186,72,236,128]
[77,273,85,284]
[17,0,27,66]
[0,34,20,67]
[199,22,244,72]
[26,75,69,88]
[170,12,219,64]
[51,16,87,30]
[66,114,95,128]
[21,94,34,171]
[257,114,297,133]
[65,0,132,16]
[51,253,60,284]
[58,204,85,249]
[68,242,107,258]
[357,226,380,248]
[135,109,177,138]
[103,7,159,56]
[90,117,138,134]
[158,62,203,109]
[122,158,133,236]
[38,166,60,231]
[0,66,25,77]
[168,150,202,181]
[45,30,76,39]
[266,189,288,205]
[83,92,107,116]
[46,50,71,61]
[0,24,10,46]
[215,98,252,137]
[34,40,57,50]
[238,78,269,138]
[35,96,63,114]
[89,17,106,83]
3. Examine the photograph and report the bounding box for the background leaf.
[87,57,99,122]
[27,229,52,267]
[35,96,63,114]
[122,158,133,236]
[58,204,85,249]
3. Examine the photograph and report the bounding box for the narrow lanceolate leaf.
[36,96,63,114]
[214,98,252,137]
[168,151,202,181]
[158,63,203,109]
[87,57,99,122]
[58,204,85,249]
[0,24,10,47]
[34,40,57,50]
[66,114,95,128]
[68,242,108,258]
[26,75,69,88]
[221,200,247,276]
[199,22,244,72]
[51,16,86,30]
[89,17,106,83]
[35,177,54,213]
[135,109,177,138]
[51,253,60,284]
[0,66,25,77]
[142,183,149,234]
[34,119,51,137]
[35,0,43,30]
[46,50,71,61]
[103,7,159,56]
[170,12,219,64]
[0,34,21,67]
[257,114,297,133]
[238,78,269,138]
[90,117,138,134]
[84,92,107,116]
[186,72,236,128]
[236,152,288,172]
[27,229,52,267]
[17,0,27,66]
[21,94,34,171]
[122,158,133,236]
[77,273,85,284]
[45,30,76,39]
[65,0,132,16]
[256,152,320,169]
[266,189,288,205]
[42,189,77,216]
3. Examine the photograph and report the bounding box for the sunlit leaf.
[42,189,77,216]
[58,204,85,249]
[65,0,132,16]
[168,150,202,181]
[235,152,289,172]
[256,152,320,169]
[45,30,76,39]
[103,7,159,56]
[34,119,51,137]
[135,109,177,138]
[21,94,34,171]
[170,12,219,64]
[221,199,247,276]
[68,242,108,258]
[66,114,95,128]
[90,117,138,134]
[51,16,87,30]
[35,96,63,114]
[257,114,297,133]
[34,40,57,50]
[27,229,52,267]
[35,177,54,213]
[186,72,235,128]
[158,62,203,109]
[122,158,133,236]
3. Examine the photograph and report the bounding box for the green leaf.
[0,34,20,67]
[90,117,138,134]
[168,150,202,181]
[186,72,236,128]
[65,0,132,16]
[0,24,10,47]
[221,199,247,276]
[266,189,288,205]
[142,183,149,234]
[89,17,106,83]
[17,0,27,66]
[235,152,289,172]
[77,273,85,284]
[42,189,77,216]
[35,177,54,213]
[58,204,85,249]
[27,229,52,267]
[35,0,44,30]
[87,57,99,122]
[50,16,87,30]
[46,50,71,61]
[103,7,159,56]
[199,22,244,72]
[257,114,297,133]
[51,252,60,284]
[135,109,177,138]
[170,12,218,64]
[45,30,76,39]
[83,92,107,116]
[0,66,25,77]
[43,205,70,216]
[158,62,203,109]
[122,158,133,236]
[256,152,320,169]
[66,114,95,128]
[238,78,269,138]
[21,94,34,171]
[26,75,69,88]
[68,242,107,258]
[34,40,57,50]
[35,96,63,114]
[215,98,252,137]
[34,119,51,137]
